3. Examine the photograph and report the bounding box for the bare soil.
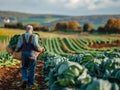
[89,40,120,48]
[0,61,47,90]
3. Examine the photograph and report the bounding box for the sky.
[0,0,120,16]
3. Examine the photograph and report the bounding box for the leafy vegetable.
[8,33,42,51]
[49,61,91,90]
[84,79,119,90]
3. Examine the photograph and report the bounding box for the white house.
[3,18,10,23]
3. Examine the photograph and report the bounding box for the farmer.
[15,25,45,88]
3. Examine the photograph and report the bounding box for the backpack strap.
[16,34,25,51]
[22,34,26,43]
[22,34,33,43]
[28,34,33,43]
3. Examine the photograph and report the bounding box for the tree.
[83,23,94,32]
[55,22,67,31]
[67,21,82,31]
[4,22,23,29]
[97,25,105,33]
[105,18,120,33]
[53,21,82,31]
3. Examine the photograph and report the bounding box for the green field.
[0,36,9,42]
[3,28,119,51]
[0,28,120,89]
[19,18,59,24]
[0,28,120,38]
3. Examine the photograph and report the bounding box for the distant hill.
[0,11,68,19]
[0,11,120,28]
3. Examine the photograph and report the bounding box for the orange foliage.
[83,23,94,32]
[53,21,82,31]
[105,18,120,33]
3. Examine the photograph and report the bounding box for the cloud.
[86,0,120,10]
[0,0,120,15]
[65,0,81,9]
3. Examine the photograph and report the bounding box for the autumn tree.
[4,22,23,29]
[83,23,94,32]
[105,18,120,33]
[55,22,67,30]
[53,21,82,31]
[97,25,105,33]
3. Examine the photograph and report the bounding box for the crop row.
[42,37,120,55]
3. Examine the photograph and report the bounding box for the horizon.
[1,10,120,17]
[0,0,120,16]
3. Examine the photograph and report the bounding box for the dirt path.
[89,41,120,48]
[0,61,47,90]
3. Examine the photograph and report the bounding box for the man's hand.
[41,47,45,53]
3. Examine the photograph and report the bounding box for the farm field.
[20,18,59,24]
[0,28,82,38]
[0,28,120,38]
[0,28,120,90]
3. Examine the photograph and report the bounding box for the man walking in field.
[15,25,45,89]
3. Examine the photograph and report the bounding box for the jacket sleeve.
[15,35,23,52]
[32,34,42,52]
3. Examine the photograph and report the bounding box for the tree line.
[4,18,120,34]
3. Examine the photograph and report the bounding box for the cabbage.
[49,61,91,89]
[85,79,119,90]
[59,78,75,86]
[115,70,120,79]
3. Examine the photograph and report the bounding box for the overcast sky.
[0,0,120,16]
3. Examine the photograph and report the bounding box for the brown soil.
[89,40,120,48]
[0,61,47,90]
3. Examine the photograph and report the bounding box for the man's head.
[26,25,33,33]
